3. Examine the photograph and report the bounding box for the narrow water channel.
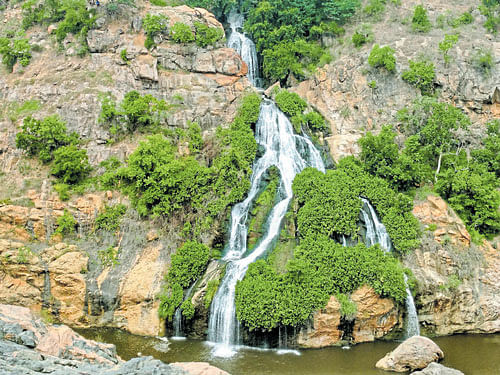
[76,328,500,375]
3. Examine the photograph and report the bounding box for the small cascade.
[171,283,196,340]
[227,10,260,87]
[207,100,325,357]
[404,274,420,338]
[360,198,391,251]
[360,198,420,338]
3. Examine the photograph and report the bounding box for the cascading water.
[227,10,260,87]
[208,100,325,357]
[171,283,196,339]
[207,10,325,357]
[360,199,420,338]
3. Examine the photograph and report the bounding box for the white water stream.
[360,198,420,338]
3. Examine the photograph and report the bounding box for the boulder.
[172,362,231,375]
[411,362,464,375]
[376,336,444,372]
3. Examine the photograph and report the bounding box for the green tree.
[170,22,195,43]
[0,38,31,71]
[16,115,78,163]
[412,5,432,32]
[50,145,91,184]
[401,59,436,95]
[368,44,396,72]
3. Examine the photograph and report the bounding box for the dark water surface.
[76,328,500,375]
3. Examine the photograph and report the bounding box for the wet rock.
[411,362,464,375]
[376,336,444,372]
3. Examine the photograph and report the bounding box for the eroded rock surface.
[376,336,444,372]
[411,362,464,375]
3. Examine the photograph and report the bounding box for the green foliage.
[352,25,373,48]
[262,39,331,83]
[439,34,459,65]
[397,97,470,167]
[99,91,171,135]
[336,293,357,320]
[472,48,494,74]
[204,279,220,309]
[98,246,120,267]
[363,0,386,18]
[359,126,429,191]
[439,274,462,291]
[436,157,500,236]
[293,160,420,254]
[0,38,31,71]
[193,22,224,47]
[479,3,500,33]
[472,120,500,178]
[187,122,203,153]
[16,115,78,163]
[368,44,396,72]
[171,22,195,43]
[95,204,127,232]
[120,49,128,63]
[50,145,91,184]
[401,59,436,95]
[150,0,167,5]
[142,13,168,48]
[159,241,210,320]
[235,237,406,331]
[181,299,195,320]
[449,12,474,27]
[411,5,432,33]
[304,111,327,132]
[54,183,70,201]
[55,208,76,235]
[241,0,359,83]
[275,90,307,117]
[115,93,260,219]
[6,100,41,123]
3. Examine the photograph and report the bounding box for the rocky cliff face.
[292,0,499,162]
[0,2,249,337]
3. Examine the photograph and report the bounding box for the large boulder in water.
[376,336,444,372]
[411,362,464,375]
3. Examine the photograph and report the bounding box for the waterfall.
[227,10,260,87]
[171,283,196,340]
[360,198,420,338]
[207,100,325,357]
[404,274,420,338]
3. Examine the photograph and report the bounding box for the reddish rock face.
[298,286,400,348]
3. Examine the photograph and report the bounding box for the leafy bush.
[363,0,386,18]
[472,120,500,177]
[449,12,474,27]
[240,0,359,83]
[337,293,357,320]
[352,25,373,47]
[95,204,127,231]
[0,38,31,71]
[193,22,224,47]
[55,209,77,235]
[54,183,70,201]
[16,115,78,163]
[436,159,500,235]
[120,49,128,63]
[293,160,420,254]
[181,299,195,319]
[142,13,169,48]
[171,22,195,43]
[439,34,458,65]
[275,89,326,133]
[99,91,171,135]
[235,237,406,331]
[262,39,331,83]
[411,5,432,33]
[368,44,396,72]
[114,93,260,219]
[472,48,494,74]
[22,0,95,48]
[159,241,211,320]
[150,0,167,5]
[98,246,119,267]
[204,279,220,309]
[50,145,91,184]
[401,59,435,95]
